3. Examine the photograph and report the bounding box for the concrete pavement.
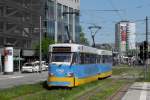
[0,71,48,89]
[122,82,150,100]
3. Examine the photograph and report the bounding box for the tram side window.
[100,55,103,63]
[49,53,52,63]
[102,55,107,63]
[90,54,96,64]
[97,55,101,63]
[102,55,112,63]
[72,53,78,64]
[80,53,85,64]
[102,55,105,63]
[85,54,90,64]
[108,55,112,63]
[80,53,97,64]
[89,54,93,63]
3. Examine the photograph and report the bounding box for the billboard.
[115,21,136,54]
[119,23,127,52]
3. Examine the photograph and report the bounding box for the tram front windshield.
[51,53,72,62]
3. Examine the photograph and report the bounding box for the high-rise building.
[115,21,136,55]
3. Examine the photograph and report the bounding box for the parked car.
[21,61,39,73]
[38,61,48,71]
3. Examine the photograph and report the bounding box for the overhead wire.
[80,0,150,22]
[106,0,124,20]
[80,0,150,42]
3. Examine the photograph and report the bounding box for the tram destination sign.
[53,47,71,52]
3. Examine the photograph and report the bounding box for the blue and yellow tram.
[47,43,112,87]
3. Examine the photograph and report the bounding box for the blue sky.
[80,0,150,44]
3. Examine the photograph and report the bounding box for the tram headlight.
[67,72,74,77]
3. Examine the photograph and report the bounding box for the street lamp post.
[39,16,42,73]
[88,25,101,47]
[0,53,2,73]
[54,0,58,43]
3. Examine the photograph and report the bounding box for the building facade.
[0,0,80,72]
[0,0,46,49]
[115,21,136,55]
[45,0,80,43]
[0,0,80,49]
[0,0,80,56]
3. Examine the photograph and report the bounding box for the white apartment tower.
[115,21,136,54]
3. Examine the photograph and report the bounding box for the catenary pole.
[145,16,148,79]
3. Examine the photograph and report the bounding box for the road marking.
[10,76,24,79]
[140,82,147,100]
[0,76,24,80]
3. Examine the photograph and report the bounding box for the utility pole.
[88,25,101,47]
[54,0,58,43]
[39,16,42,73]
[145,16,148,79]
[0,53,2,73]
[146,16,148,43]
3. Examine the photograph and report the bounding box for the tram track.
[0,66,144,100]
[12,76,135,100]
[73,79,117,100]
[72,74,136,100]
[107,82,131,100]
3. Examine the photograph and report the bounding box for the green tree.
[42,37,55,55]
[34,37,55,57]
[80,31,89,46]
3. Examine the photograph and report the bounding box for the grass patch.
[113,64,129,68]
[0,78,117,100]
[112,65,144,76]
[112,64,132,75]
[137,71,150,82]
[89,80,128,100]
[17,79,113,100]
[112,67,131,75]
[145,71,150,81]
[0,82,44,100]
[1,64,143,100]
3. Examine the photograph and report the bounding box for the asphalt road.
[0,71,48,89]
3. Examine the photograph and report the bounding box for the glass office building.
[0,0,80,72]
[0,0,80,49]
[45,0,80,43]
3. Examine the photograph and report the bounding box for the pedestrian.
[131,56,135,67]
[128,58,131,66]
